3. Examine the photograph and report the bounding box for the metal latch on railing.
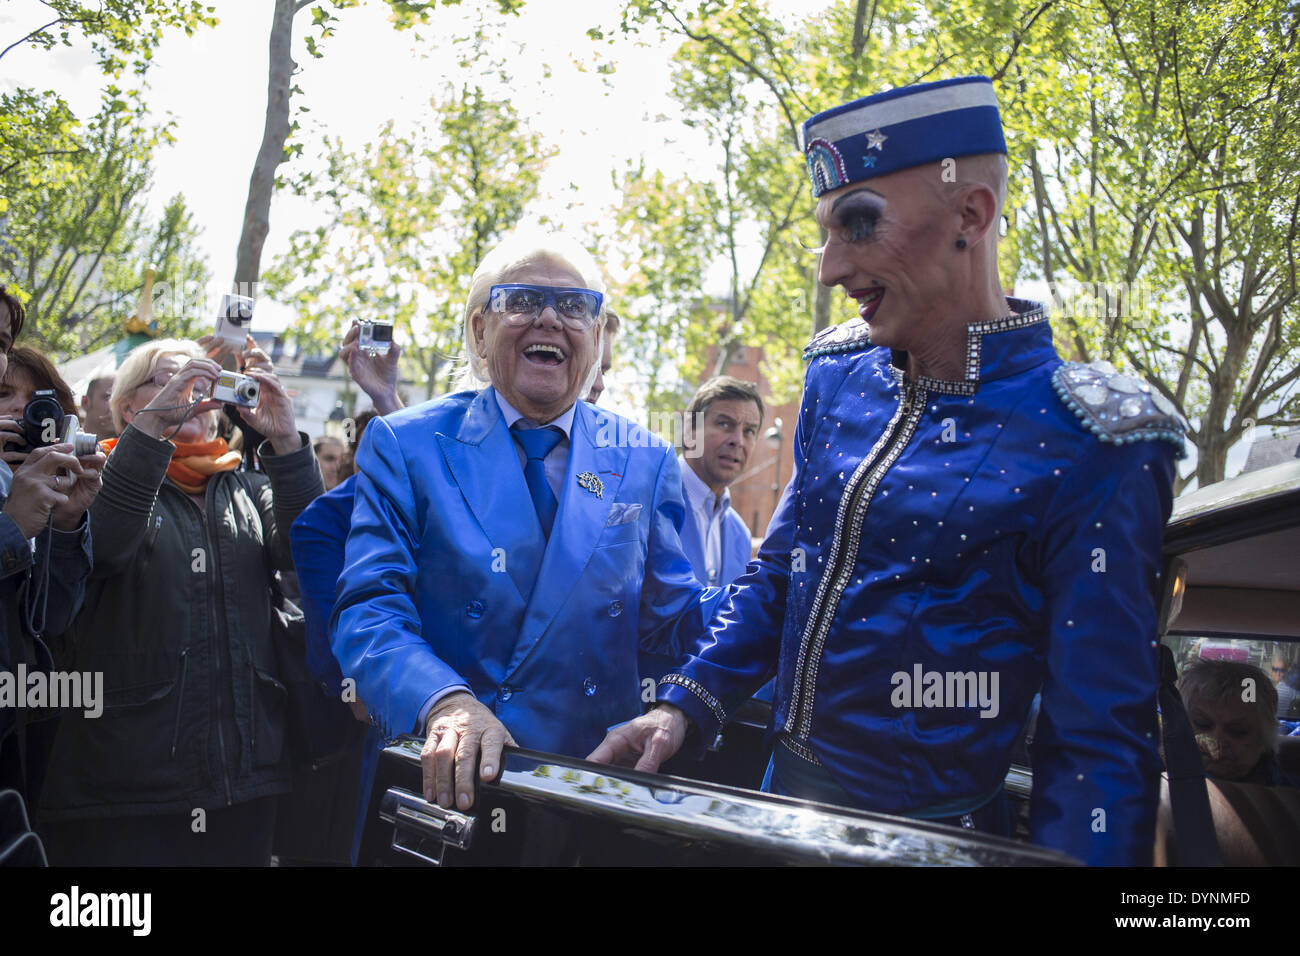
[380,787,476,865]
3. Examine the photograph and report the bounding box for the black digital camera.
[10,391,98,456]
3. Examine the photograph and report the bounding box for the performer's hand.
[422,691,516,811]
[586,704,688,772]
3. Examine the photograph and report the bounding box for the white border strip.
[808,82,999,144]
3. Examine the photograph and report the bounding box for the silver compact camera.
[61,414,99,457]
[214,294,255,346]
[358,320,393,355]
[211,371,260,408]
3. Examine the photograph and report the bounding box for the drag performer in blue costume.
[590,76,1186,866]
[332,232,718,813]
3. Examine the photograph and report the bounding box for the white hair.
[111,338,207,435]
[454,229,607,393]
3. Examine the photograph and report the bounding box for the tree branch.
[733,6,812,117]
[0,147,85,178]
[851,0,874,63]
[0,15,101,62]
[992,0,1056,81]
[652,0,802,151]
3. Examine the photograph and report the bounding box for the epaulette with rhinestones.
[803,317,872,360]
[1052,361,1188,458]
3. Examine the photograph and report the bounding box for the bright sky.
[0,0,1264,479]
[2,0,836,436]
[2,0,820,325]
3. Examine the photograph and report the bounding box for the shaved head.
[942,153,1008,216]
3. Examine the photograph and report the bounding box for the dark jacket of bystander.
[39,424,324,820]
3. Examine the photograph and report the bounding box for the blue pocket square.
[604,502,642,527]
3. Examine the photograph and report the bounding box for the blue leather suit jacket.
[657,301,1183,866]
[332,387,719,758]
[290,473,383,864]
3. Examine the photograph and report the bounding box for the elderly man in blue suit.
[332,232,719,813]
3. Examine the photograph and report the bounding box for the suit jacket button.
[583,677,597,697]
[465,600,484,619]
[607,600,623,618]
[499,686,513,702]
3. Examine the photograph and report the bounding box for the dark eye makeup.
[830,190,886,244]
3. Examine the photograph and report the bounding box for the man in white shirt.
[679,376,763,586]
[641,376,763,683]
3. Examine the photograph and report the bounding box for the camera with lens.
[210,371,260,408]
[358,320,394,355]
[214,293,255,346]
[11,391,98,456]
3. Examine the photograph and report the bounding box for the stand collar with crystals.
[804,298,1052,397]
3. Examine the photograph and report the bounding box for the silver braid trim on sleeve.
[658,674,727,728]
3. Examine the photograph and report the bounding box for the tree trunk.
[712,341,736,378]
[234,0,299,289]
[851,0,873,62]
[1195,431,1229,489]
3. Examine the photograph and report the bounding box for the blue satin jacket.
[291,474,357,691]
[657,300,1184,866]
[641,476,755,684]
[332,387,720,759]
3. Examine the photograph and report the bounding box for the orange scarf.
[101,436,242,494]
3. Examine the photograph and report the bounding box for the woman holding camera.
[38,337,325,865]
[0,346,80,470]
[0,288,105,821]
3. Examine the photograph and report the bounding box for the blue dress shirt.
[495,392,575,505]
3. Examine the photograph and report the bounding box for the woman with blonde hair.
[39,335,325,865]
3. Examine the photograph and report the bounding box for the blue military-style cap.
[800,76,1007,198]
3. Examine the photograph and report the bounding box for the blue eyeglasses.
[488,284,604,329]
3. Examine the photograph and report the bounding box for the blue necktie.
[512,424,563,538]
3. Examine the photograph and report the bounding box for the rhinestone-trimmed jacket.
[657,299,1181,866]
